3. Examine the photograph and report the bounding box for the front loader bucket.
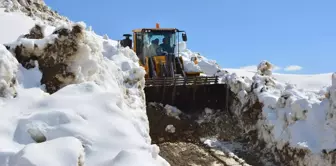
[144,76,231,112]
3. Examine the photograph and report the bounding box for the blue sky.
[44,0,336,74]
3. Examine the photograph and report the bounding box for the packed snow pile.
[219,61,335,165]
[176,42,202,73]
[0,2,169,166]
[177,41,222,75]
[178,43,335,165]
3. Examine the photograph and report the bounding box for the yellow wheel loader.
[120,24,230,112]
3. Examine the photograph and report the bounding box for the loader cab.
[130,24,189,78]
[132,28,185,62]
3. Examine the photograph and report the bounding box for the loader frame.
[121,24,231,112]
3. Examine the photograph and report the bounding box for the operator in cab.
[159,37,173,53]
[148,38,159,57]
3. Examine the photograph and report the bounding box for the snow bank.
[0,12,169,166]
[217,61,335,165]
[177,41,334,164]
[5,22,143,95]
[0,81,168,166]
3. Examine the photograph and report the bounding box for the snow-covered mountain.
[0,0,335,166]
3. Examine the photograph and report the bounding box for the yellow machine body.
[129,25,201,78]
[120,24,229,112]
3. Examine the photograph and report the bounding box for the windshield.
[143,31,176,57]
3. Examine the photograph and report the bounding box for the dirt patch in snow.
[159,142,224,166]
[146,103,266,166]
[159,142,252,166]
[6,23,85,94]
[147,103,201,144]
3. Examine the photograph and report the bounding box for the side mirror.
[182,33,187,41]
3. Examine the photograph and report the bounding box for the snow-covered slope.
[0,2,169,166]
[179,42,335,165]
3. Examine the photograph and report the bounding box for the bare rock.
[23,24,44,39]
[8,23,85,94]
